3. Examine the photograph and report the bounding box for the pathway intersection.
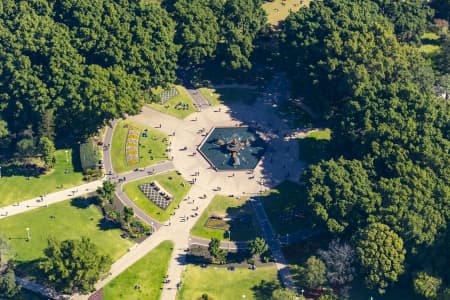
[4,76,315,299]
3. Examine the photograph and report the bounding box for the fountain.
[198,127,265,171]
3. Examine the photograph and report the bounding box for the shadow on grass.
[0,162,46,178]
[70,146,83,173]
[298,137,330,164]
[16,258,47,282]
[97,218,120,231]
[251,280,281,300]
[70,197,95,209]
[186,245,252,265]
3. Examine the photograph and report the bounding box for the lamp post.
[26,227,30,242]
[228,230,231,251]
[301,289,304,299]
[0,166,2,178]
[65,150,69,163]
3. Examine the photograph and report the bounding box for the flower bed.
[126,127,141,165]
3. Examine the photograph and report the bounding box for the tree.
[271,288,297,300]
[96,180,116,207]
[371,0,434,42]
[306,158,381,234]
[0,237,12,270]
[123,206,134,225]
[0,120,10,150]
[355,223,406,294]
[38,137,55,169]
[414,272,442,299]
[249,237,269,258]
[39,237,112,293]
[0,269,20,298]
[172,0,220,66]
[304,256,327,288]
[217,0,266,71]
[318,240,355,288]
[208,238,227,264]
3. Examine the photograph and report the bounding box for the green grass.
[0,198,134,268]
[420,32,441,55]
[123,171,191,222]
[111,120,169,174]
[148,85,197,119]
[177,265,281,300]
[103,240,173,300]
[199,87,259,106]
[191,195,259,241]
[0,149,84,208]
[263,0,310,26]
[298,129,331,163]
[260,181,313,235]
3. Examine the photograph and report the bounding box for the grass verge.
[111,120,169,174]
[260,181,312,235]
[177,265,281,300]
[0,197,134,274]
[190,195,259,241]
[298,128,331,163]
[123,170,191,222]
[0,149,84,207]
[147,85,197,119]
[103,240,174,300]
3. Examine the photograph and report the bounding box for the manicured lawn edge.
[103,240,174,300]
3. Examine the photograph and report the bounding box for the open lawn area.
[190,195,260,241]
[263,0,310,26]
[298,128,331,163]
[260,181,313,235]
[123,170,191,222]
[148,85,197,119]
[103,240,173,300]
[0,197,134,273]
[177,265,281,300]
[419,32,441,55]
[0,149,84,207]
[111,120,169,173]
[199,87,259,106]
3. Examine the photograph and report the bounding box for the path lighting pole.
[0,166,2,178]
[26,227,30,242]
[286,233,289,245]
[65,150,69,163]
[301,289,304,299]
[228,230,231,251]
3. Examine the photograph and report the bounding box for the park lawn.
[420,32,441,55]
[111,120,169,174]
[0,149,84,208]
[190,195,259,241]
[199,87,259,106]
[298,128,331,163]
[177,265,280,300]
[263,0,310,26]
[147,85,197,119]
[103,240,173,300]
[260,181,313,235]
[0,197,134,275]
[123,170,191,222]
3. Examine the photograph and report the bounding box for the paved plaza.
[4,74,313,300]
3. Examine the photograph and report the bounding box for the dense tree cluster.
[166,0,267,71]
[0,0,177,163]
[282,0,449,295]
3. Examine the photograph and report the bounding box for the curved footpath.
[7,76,310,299]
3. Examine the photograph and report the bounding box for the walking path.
[251,198,297,291]
[6,73,310,299]
[189,236,249,250]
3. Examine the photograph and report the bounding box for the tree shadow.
[251,280,281,300]
[0,162,46,178]
[96,218,120,231]
[298,137,330,164]
[70,197,94,209]
[16,258,47,282]
[70,146,83,173]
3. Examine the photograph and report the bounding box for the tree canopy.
[39,237,112,293]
